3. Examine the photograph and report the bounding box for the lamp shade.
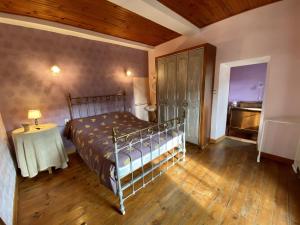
[28,110,42,119]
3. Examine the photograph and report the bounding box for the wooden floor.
[17,139,300,225]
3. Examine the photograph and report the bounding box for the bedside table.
[12,123,69,178]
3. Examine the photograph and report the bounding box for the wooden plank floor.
[17,139,300,225]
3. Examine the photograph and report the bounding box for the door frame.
[210,56,271,145]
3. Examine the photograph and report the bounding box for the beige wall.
[148,0,300,159]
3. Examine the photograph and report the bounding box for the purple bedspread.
[69,112,180,194]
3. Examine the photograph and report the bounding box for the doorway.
[210,56,270,144]
[226,63,267,142]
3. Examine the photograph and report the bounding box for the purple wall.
[0,23,148,132]
[229,63,267,102]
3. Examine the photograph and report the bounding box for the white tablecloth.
[12,123,68,177]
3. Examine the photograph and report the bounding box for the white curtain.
[293,138,300,173]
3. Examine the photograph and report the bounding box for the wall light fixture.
[126,70,132,76]
[51,65,61,76]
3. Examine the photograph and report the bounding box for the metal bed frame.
[67,91,186,215]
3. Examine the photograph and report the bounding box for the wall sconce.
[51,65,61,76]
[126,70,132,77]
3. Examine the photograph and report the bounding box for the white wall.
[0,113,16,225]
[148,0,300,159]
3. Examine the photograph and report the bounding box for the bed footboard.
[112,117,186,215]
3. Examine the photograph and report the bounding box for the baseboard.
[210,135,226,144]
[66,146,76,154]
[13,175,19,225]
[226,136,257,144]
[261,152,293,165]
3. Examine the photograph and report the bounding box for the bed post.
[182,118,186,161]
[123,90,126,112]
[112,128,126,215]
[179,114,186,162]
[67,93,73,120]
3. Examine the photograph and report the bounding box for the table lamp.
[28,110,42,127]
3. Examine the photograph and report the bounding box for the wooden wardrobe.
[156,44,216,148]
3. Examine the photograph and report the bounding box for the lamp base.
[34,119,40,129]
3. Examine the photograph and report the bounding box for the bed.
[66,91,186,214]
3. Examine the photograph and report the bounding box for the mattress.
[118,134,182,178]
[69,111,183,194]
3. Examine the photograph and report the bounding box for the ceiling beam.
[108,0,198,35]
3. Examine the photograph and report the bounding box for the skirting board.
[66,146,76,154]
[260,152,294,165]
[210,135,226,144]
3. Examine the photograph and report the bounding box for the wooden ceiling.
[0,0,180,46]
[158,0,281,28]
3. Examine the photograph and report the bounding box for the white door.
[133,77,149,121]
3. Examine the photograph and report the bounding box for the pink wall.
[148,0,300,159]
[0,23,148,132]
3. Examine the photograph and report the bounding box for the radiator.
[257,118,300,164]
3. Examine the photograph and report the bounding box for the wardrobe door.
[166,55,177,120]
[186,48,204,144]
[157,57,167,123]
[176,52,188,119]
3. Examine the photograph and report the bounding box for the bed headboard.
[67,91,126,120]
